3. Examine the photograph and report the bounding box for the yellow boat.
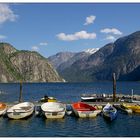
[121,103,140,113]
[40,95,57,102]
[47,97,57,102]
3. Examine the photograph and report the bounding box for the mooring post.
[113,73,116,102]
[19,80,23,103]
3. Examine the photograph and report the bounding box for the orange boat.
[0,102,7,116]
[72,102,101,118]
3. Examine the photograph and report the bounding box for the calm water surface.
[0,82,140,137]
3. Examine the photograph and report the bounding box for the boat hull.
[0,103,7,116]
[103,103,117,121]
[72,102,101,118]
[73,109,101,118]
[119,104,133,114]
[122,103,140,113]
[103,112,117,121]
[7,102,34,119]
[7,110,34,119]
[41,102,66,119]
[44,111,65,119]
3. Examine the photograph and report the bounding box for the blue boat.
[103,103,117,121]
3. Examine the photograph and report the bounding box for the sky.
[0,3,140,57]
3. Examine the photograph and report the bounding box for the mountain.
[48,48,99,72]
[57,51,90,72]
[0,43,64,82]
[58,31,140,82]
[48,52,76,69]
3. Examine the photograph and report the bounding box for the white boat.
[0,102,7,116]
[81,94,104,102]
[41,102,66,119]
[7,102,34,119]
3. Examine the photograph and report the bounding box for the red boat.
[72,102,101,118]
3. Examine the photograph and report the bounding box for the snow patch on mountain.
[84,48,99,54]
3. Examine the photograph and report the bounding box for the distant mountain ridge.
[48,48,99,71]
[0,43,64,82]
[49,31,140,82]
[48,52,76,69]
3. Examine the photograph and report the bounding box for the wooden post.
[19,80,23,103]
[113,73,116,102]
[131,89,134,99]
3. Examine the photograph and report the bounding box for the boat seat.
[77,108,91,111]
[20,106,32,111]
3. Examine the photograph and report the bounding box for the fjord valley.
[0,31,140,83]
[48,31,140,82]
[0,43,64,82]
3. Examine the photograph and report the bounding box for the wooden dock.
[5,100,138,108]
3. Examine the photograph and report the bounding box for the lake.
[0,82,140,137]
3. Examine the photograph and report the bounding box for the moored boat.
[114,104,132,114]
[7,102,34,119]
[81,94,104,102]
[39,95,57,102]
[72,102,101,118]
[0,102,7,116]
[103,103,117,121]
[121,103,140,113]
[41,102,66,119]
[119,104,132,114]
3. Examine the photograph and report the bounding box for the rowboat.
[72,102,101,118]
[103,103,117,121]
[119,104,132,114]
[114,104,132,114]
[0,102,7,116]
[41,102,66,119]
[7,102,34,119]
[121,103,140,113]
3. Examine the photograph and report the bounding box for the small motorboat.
[0,102,7,116]
[103,103,117,121]
[7,102,34,119]
[41,102,66,119]
[81,94,104,102]
[39,95,57,102]
[121,103,140,113]
[72,102,101,118]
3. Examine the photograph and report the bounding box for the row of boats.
[0,96,140,121]
[0,101,116,121]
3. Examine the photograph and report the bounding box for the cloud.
[31,46,39,51]
[0,35,6,40]
[105,35,116,41]
[57,30,96,41]
[39,42,48,46]
[84,15,96,25]
[100,28,122,35]
[0,4,18,24]
[31,41,48,52]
